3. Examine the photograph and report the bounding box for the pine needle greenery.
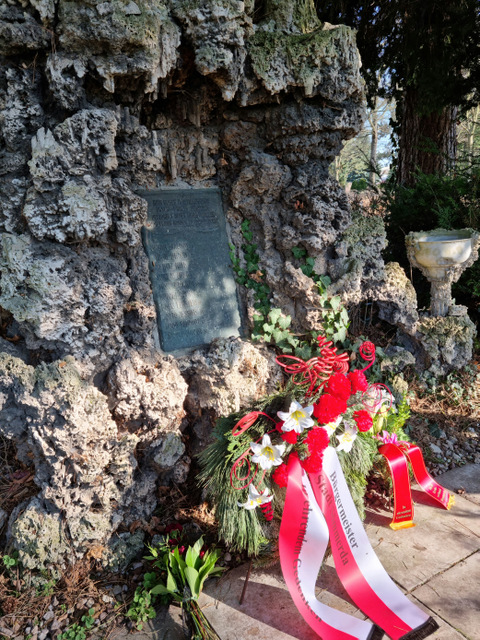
[338,432,379,519]
[198,386,294,556]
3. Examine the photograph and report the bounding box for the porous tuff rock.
[248,23,362,102]
[0,355,157,569]
[329,212,419,333]
[0,0,371,572]
[171,0,253,102]
[184,338,283,450]
[25,109,147,245]
[107,349,188,436]
[415,312,477,377]
[56,0,181,96]
[0,234,131,374]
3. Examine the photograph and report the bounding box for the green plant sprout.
[229,221,349,356]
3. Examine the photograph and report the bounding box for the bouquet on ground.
[128,528,224,639]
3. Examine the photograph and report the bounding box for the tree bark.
[397,87,457,186]
[368,98,378,185]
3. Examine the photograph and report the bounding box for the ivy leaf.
[330,296,342,311]
[277,315,292,330]
[332,327,347,343]
[295,344,312,360]
[340,308,349,324]
[292,246,306,259]
[268,308,282,324]
[272,328,288,343]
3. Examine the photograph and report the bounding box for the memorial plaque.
[141,188,242,353]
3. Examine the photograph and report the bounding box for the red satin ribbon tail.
[378,443,415,530]
[402,444,454,510]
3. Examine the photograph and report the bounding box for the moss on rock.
[247,24,357,97]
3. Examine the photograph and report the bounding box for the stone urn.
[406,228,480,316]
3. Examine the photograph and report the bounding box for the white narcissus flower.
[324,416,342,438]
[250,434,286,470]
[277,400,315,434]
[237,485,273,510]
[336,423,358,453]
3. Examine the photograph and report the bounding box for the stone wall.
[0,0,371,570]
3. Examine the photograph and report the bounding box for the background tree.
[331,98,393,187]
[315,0,480,185]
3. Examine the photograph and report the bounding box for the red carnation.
[301,452,324,474]
[305,427,329,455]
[353,409,373,432]
[324,372,351,401]
[276,421,285,432]
[313,394,347,424]
[272,462,289,488]
[281,430,298,444]
[348,370,369,394]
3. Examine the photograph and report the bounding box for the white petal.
[290,400,303,411]
[281,417,297,432]
[250,442,262,455]
[274,442,286,457]
[261,433,272,447]
[248,485,262,500]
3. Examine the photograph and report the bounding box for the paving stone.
[408,596,469,640]
[201,561,367,639]
[412,552,480,640]
[362,489,480,591]
[436,464,480,506]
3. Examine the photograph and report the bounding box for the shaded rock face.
[0,0,367,570]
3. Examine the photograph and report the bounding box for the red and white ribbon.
[280,447,439,640]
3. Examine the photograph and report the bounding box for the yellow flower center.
[291,410,305,422]
[344,433,353,441]
[263,446,275,460]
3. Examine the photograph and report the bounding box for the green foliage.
[58,625,87,640]
[292,246,349,344]
[141,537,223,639]
[35,579,56,598]
[2,553,18,569]
[199,388,293,555]
[57,610,95,640]
[230,227,350,356]
[229,220,272,319]
[351,177,368,191]
[126,586,156,630]
[338,433,378,519]
[316,1,480,115]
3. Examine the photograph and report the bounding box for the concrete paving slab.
[412,551,480,640]
[199,562,366,640]
[361,489,480,591]
[407,596,469,640]
[436,464,480,506]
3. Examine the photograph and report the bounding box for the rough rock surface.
[184,337,283,450]
[0,355,157,568]
[415,312,477,377]
[0,0,387,572]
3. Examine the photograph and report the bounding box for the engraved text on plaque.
[141,188,242,352]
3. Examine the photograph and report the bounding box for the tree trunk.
[369,99,378,186]
[397,87,457,186]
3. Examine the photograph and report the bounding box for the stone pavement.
[112,464,480,640]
